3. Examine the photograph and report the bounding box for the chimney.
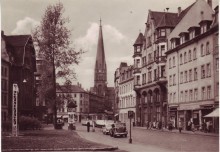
[207,0,212,8]
[178,7,182,16]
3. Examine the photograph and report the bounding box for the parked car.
[102,122,114,135]
[109,122,128,138]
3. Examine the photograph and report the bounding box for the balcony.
[133,68,141,74]
[134,82,141,90]
[133,51,141,57]
[155,76,167,85]
[155,56,166,64]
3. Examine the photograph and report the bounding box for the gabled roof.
[5,35,31,47]
[133,32,145,46]
[56,85,86,93]
[156,13,178,29]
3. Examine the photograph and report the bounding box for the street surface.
[66,123,219,152]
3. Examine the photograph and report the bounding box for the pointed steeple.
[94,18,107,96]
[95,18,106,71]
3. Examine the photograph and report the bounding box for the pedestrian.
[206,121,210,132]
[87,121,90,132]
[146,121,149,129]
[191,122,195,132]
[178,119,183,133]
[187,120,191,131]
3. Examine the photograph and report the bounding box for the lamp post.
[128,110,134,144]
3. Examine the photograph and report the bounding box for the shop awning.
[203,108,219,117]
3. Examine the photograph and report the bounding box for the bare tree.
[33,2,83,128]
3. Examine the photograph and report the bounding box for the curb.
[2,147,118,151]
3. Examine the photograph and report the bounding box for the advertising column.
[12,84,19,137]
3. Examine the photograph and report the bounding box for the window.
[180,72,183,83]
[148,71,152,82]
[207,86,211,99]
[136,75,140,85]
[206,42,210,55]
[201,65,205,78]
[136,59,140,68]
[207,63,211,77]
[202,87,206,100]
[173,74,176,85]
[180,54,183,65]
[194,68,198,80]
[185,90,188,102]
[194,89,198,101]
[169,58,172,68]
[184,52,187,63]
[169,75,172,86]
[173,57,175,67]
[189,90,193,101]
[201,44,204,56]
[170,93,172,103]
[184,71,188,83]
[173,92,176,103]
[216,58,219,71]
[74,94,76,97]
[142,73,146,84]
[193,48,197,60]
[180,91,183,102]
[189,50,192,61]
[189,69,192,82]
[160,29,166,36]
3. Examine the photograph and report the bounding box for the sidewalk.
[134,126,219,137]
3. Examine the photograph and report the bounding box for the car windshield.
[115,123,126,128]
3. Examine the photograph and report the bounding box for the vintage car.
[109,122,128,138]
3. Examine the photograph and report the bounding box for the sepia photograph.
[1,0,219,151]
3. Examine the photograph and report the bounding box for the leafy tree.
[33,2,83,128]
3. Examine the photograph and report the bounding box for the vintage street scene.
[1,0,219,151]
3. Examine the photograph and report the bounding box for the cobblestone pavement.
[70,123,219,152]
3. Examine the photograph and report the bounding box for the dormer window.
[199,20,212,34]
[170,38,180,49]
[179,32,189,44]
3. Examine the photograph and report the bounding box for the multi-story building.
[1,31,10,122]
[56,84,89,122]
[133,9,183,127]
[115,62,136,125]
[3,33,37,117]
[166,0,218,131]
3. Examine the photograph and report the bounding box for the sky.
[1,0,218,90]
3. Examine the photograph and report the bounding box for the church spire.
[94,18,107,96]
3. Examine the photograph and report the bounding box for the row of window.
[57,93,84,98]
[170,86,212,103]
[121,69,133,81]
[119,96,135,108]
[169,63,211,86]
[1,79,8,91]
[119,82,133,94]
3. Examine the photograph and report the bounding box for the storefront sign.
[12,84,19,137]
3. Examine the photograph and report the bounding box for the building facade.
[56,84,89,122]
[166,0,218,131]
[2,33,37,117]
[116,63,136,125]
[1,31,10,122]
[133,9,182,127]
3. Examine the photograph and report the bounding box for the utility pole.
[128,110,134,144]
